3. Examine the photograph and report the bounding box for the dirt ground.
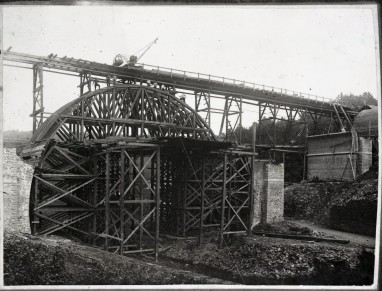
[290,219,375,248]
[159,227,374,285]
[4,223,375,286]
[4,231,234,285]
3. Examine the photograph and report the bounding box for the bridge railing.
[134,63,332,104]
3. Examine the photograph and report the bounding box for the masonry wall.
[265,163,284,224]
[252,161,265,227]
[357,137,372,176]
[251,161,284,228]
[3,147,34,233]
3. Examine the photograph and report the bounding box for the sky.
[2,4,380,133]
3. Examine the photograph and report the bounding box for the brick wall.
[307,132,354,180]
[251,161,284,228]
[307,132,373,180]
[3,147,34,233]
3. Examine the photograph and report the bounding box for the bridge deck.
[4,51,357,117]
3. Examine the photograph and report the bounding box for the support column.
[258,102,262,145]
[139,154,144,250]
[248,122,257,233]
[120,150,125,255]
[198,156,205,246]
[93,157,98,246]
[155,148,161,261]
[105,151,110,251]
[219,152,228,248]
[31,63,44,133]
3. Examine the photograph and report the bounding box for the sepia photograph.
[1,2,380,290]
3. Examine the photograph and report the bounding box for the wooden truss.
[159,151,255,246]
[30,84,257,258]
[31,85,215,143]
[32,141,161,257]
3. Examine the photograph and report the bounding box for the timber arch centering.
[29,84,254,258]
[31,84,216,142]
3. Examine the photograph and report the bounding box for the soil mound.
[284,179,378,236]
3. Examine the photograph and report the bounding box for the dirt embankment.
[4,231,374,286]
[161,233,374,285]
[284,179,378,236]
[4,232,233,286]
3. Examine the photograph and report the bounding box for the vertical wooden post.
[112,87,116,136]
[219,96,228,139]
[155,148,161,261]
[219,152,228,248]
[120,150,125,255]
[168,94,171,136]
[303,108,308,180]
[105,151,110,251]
[140,88,144,137]
[199,156,205,246]
[273,103,277,145]
[227,157,232,232]
[176,161,181,235]
[239,96,243,144]
[258,103,262,145]
[150,155,155,230]
[248,122,257,234]
[32,63,44,133]
[139,153,144,250]
[225,98,229,141]
[93,157,98,246]
[80,100,84,141]
[182,163,187,236]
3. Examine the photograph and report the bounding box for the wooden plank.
[253,231,350,244]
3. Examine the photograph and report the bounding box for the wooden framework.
[31,85,215,143]
[31,63,44,133]
[32,141,161,256]
[159,150,254,245]
[29,84,256,259]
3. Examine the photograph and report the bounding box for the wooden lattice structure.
[27,85,255,258]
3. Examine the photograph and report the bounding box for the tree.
[335,92,377,109]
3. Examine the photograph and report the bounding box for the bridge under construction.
[3,50,359,259]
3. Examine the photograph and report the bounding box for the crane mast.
[113,37,158,67]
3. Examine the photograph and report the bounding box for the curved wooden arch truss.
[31,84,215,143]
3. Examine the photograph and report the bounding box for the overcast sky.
[2,5,380,132]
